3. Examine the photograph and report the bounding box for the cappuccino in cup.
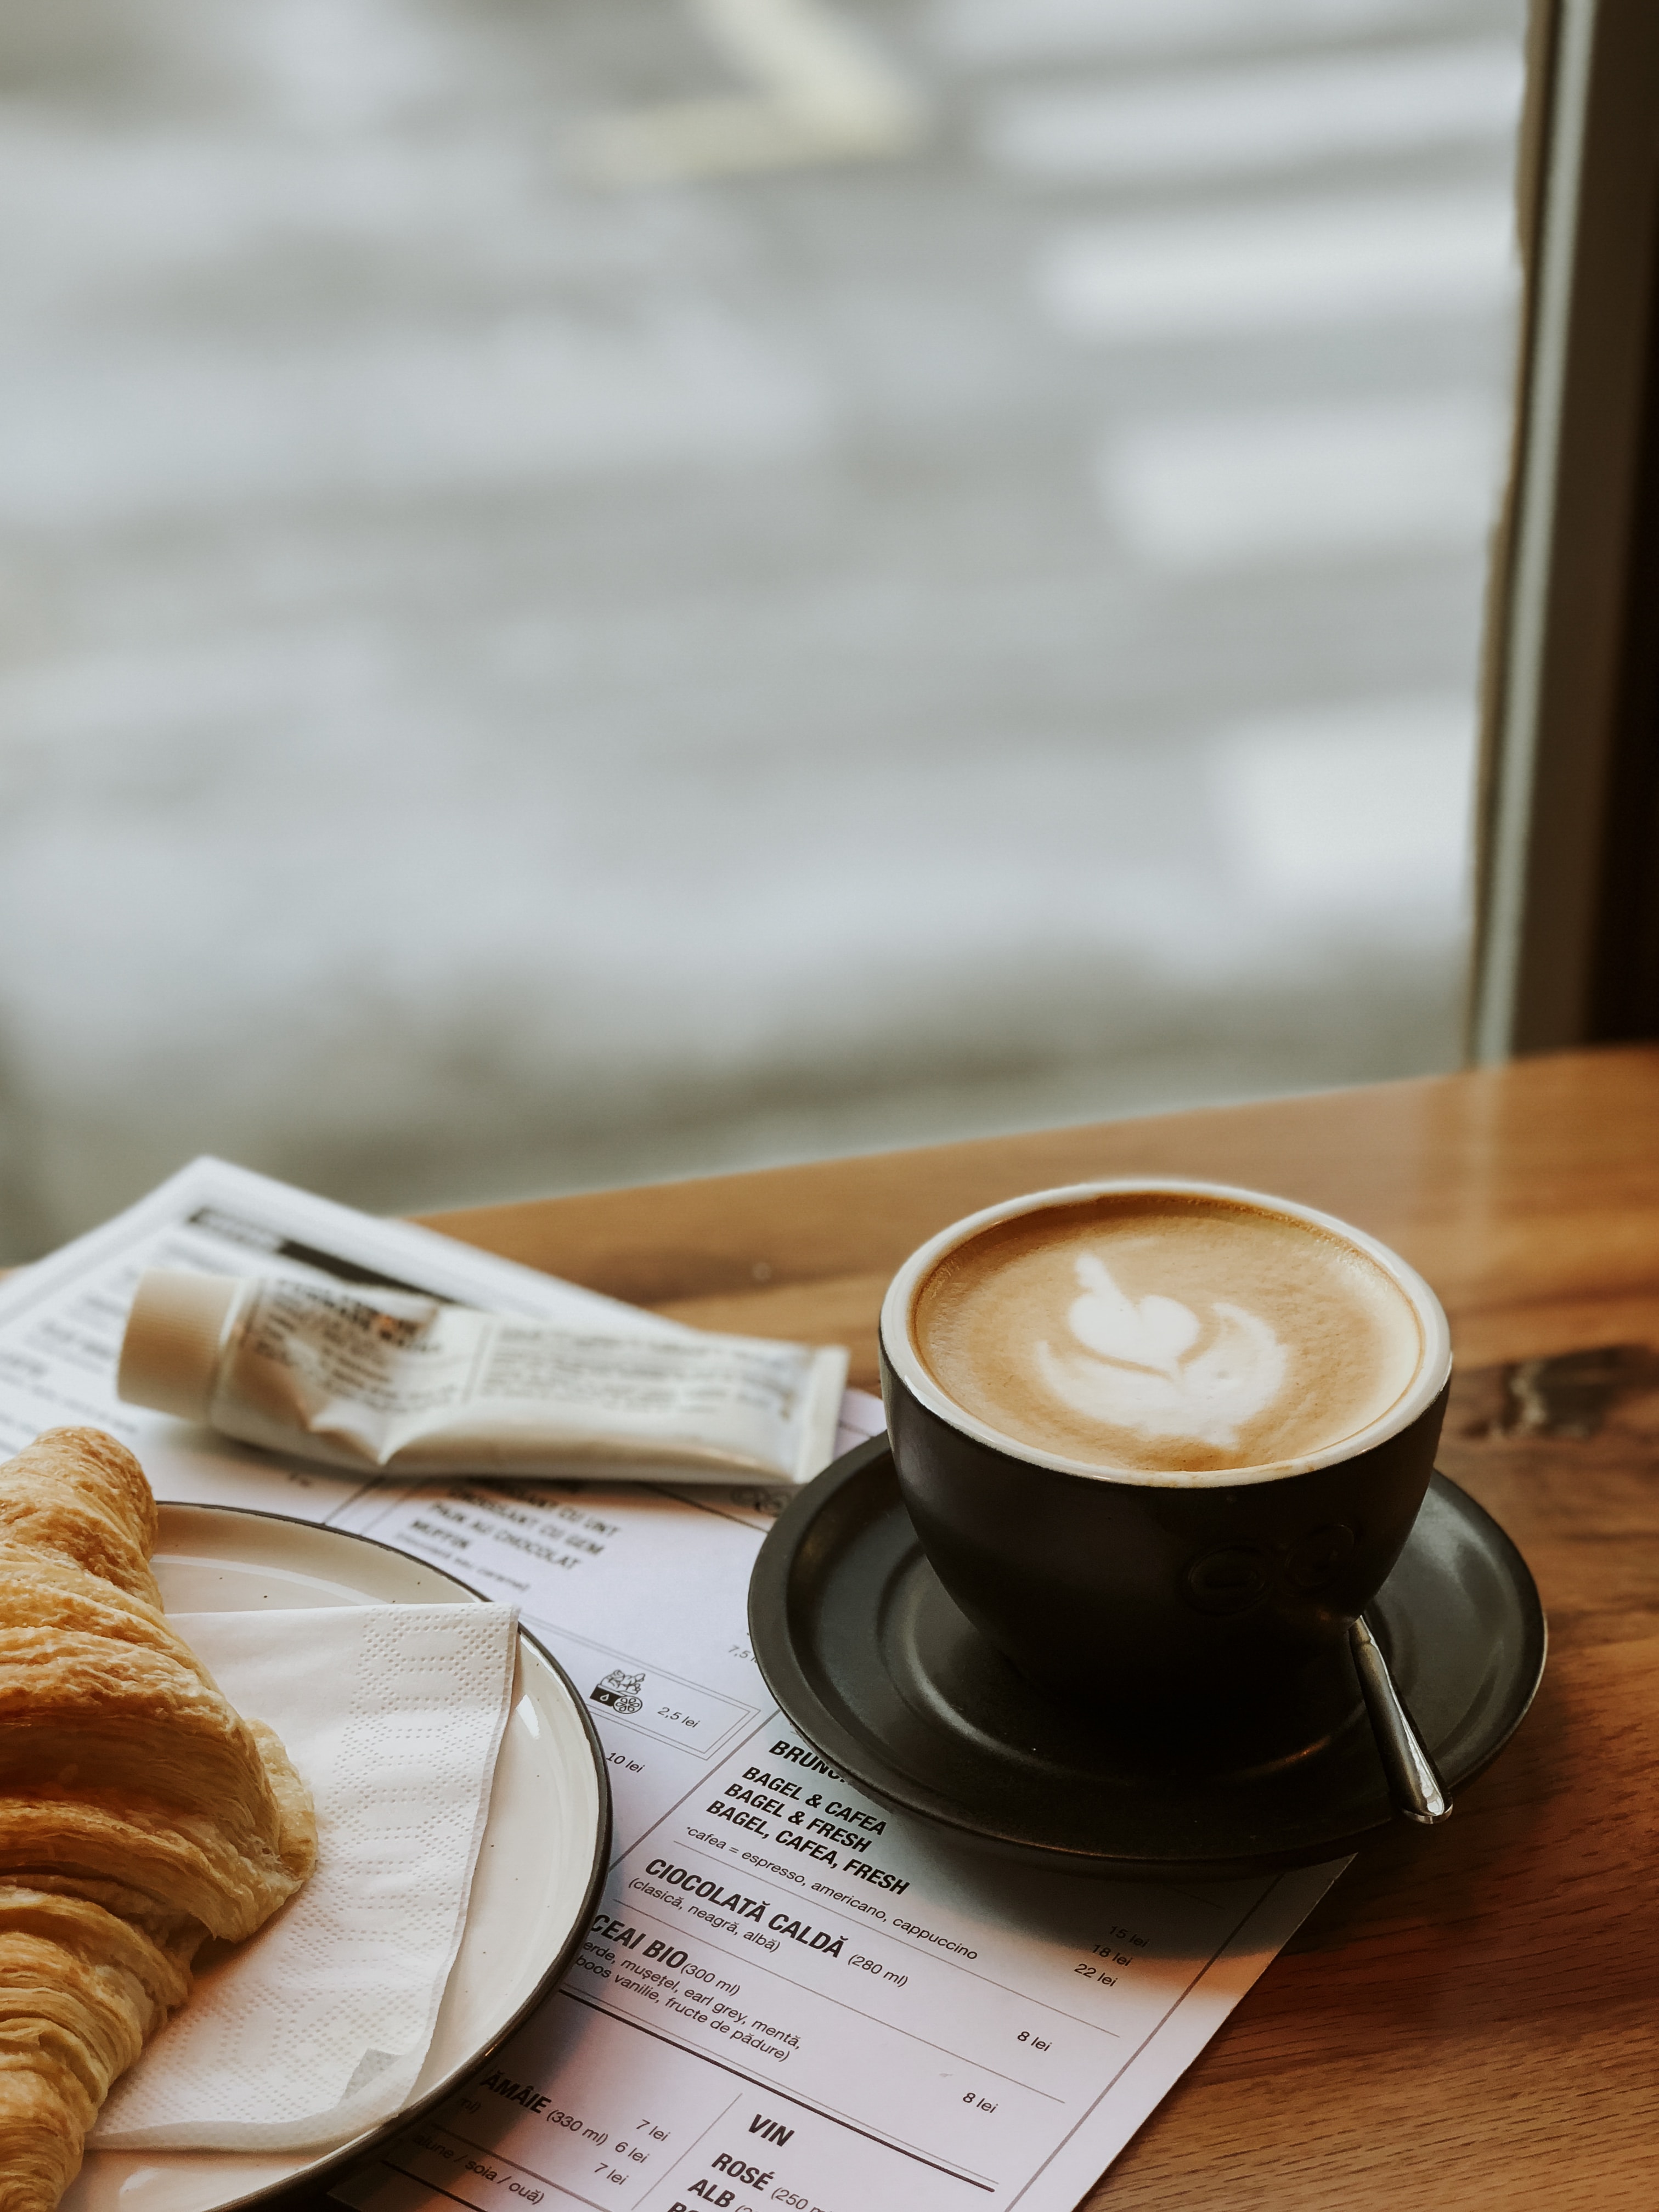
[878,1180,1452,1718]
[910,1189,1424,1478]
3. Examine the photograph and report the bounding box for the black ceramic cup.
[878,1180,1452,1741]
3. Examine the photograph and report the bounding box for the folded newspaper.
[117,1266,848,1486]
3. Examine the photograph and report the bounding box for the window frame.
[1472,0,1659,1056]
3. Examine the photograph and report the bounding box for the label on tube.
[117,1269,849,1486]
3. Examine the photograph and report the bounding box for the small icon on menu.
[590,1666,645,1717]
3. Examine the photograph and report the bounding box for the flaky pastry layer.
[0,1426,317,2210]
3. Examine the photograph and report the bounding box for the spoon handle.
[1350,1614,1453,1825]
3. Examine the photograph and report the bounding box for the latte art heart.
[910,1191,1423,1475]
[1036,1256,1288,1449]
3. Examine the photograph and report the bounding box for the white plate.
[63,1503,612,2212]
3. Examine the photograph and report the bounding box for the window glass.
[0,0,1526,1256]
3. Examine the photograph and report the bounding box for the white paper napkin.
[92,1602,518,2153]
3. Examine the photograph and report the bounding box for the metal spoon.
[1349,1614,1452,1825]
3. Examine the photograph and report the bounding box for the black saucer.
[749,1440,1546,1880]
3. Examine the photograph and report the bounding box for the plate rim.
[749,1439,1547,1879]
[83,1499,613,2211]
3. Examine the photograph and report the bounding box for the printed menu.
[0,1158,1345,2212]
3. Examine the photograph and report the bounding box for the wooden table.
[294,1044,1659,2211]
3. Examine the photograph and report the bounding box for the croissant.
[0,1427,317,2208]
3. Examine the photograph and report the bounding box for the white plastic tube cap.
[117,1269,242,1423]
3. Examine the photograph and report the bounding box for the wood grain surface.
[291,1045,1659,2210]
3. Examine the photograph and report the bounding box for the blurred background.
[0,0,1527,1262]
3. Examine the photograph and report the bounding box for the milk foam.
[911,1194,1423,1475]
